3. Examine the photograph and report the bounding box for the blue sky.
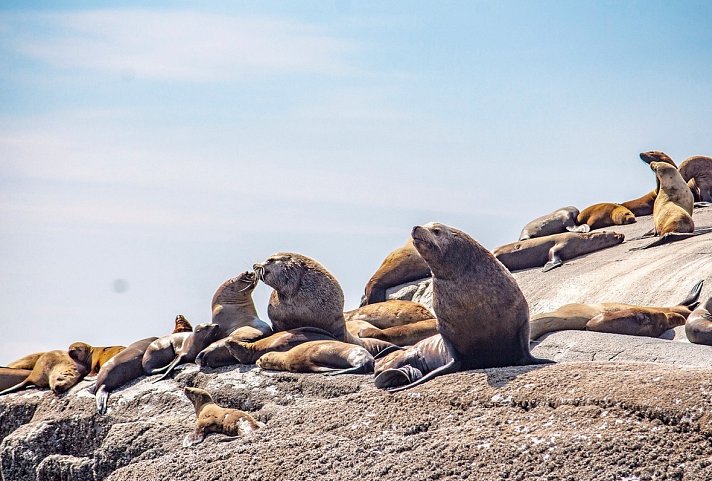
[2,1,711,362]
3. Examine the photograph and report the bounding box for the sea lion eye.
[432,228,441,235]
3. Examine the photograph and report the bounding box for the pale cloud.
[2,10,359,81]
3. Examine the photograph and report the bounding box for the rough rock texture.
[1,206,712,481]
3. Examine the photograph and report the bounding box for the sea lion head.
[67,342,93,371]
[411,222,474,279]
[184,386,213,410]
[253,253,304,295]
[640,151,677,167]
[173,314,193,333]
[212,271,258,307]
[588,230,625,247]
[612,205,636,225]
[649,161,683,187]
[192,323,222,345]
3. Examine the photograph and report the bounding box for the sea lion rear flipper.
[542,248,563,272]
[152,355,185,383]
[374,365,425,389]
[383,359,461,393]
[630,232,700,251]
[96,385,109,415]
[323,364,373,376]
[679,280,705,309]
[694,201,712,208]
[566,224,590,233]
[85,382,97,394]
[183,429,206,447]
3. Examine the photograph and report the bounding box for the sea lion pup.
[621,151,679,216]
[518,206,589,240]
[344,299,434,329]
[256,340,375,375]
[7,352,45,370]
[67,342,126,376]
[361,239,431,305]
[0,349,90,396]
[679,155,712,202]
[149,323,222,382]
[493,231,625,272]
[0,367,31,391]
[183,387,264,447]
[686,297,712,346]
[576,203,636,230]
[529,280,704,340]
[225,327,338,364]
[358,319,439,346]
[585,310,687,337]
[195,271,274,368]
[173,315,193,333]
[91,336,159,415]
[375,222,552,392]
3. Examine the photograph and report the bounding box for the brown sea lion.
[344,299,433,329]
[621,151,678,216]
[685,297,712,346]
[225,327,337,364]
[529,280,703,340]
[67,342,126,376]
[361,239,431,305]
[576,203,636,230]
[0,349,90,396]
[375,222,552,392]
[359,319,439,346]
[7,352,45,370]
[91,336,159,414]
[256,340,374,375]
[585,310,686,337]
[519,206,589,240]
[150,323,222,382]
[346,319,377,337]
[0,367,31,391]
[183,387,264,447]
[679,155,712,202]
[172,315,193,333]
[493,231,625,272]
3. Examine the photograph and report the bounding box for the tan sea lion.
[519,206,589,240]
[621,151,679,216]
[585,310,687,337]
[346,319,377,337]
[67,342,126,376]
[679,155,712,202]
[91,336,159,414]
[361,239,431,305]
[374,222,552,392]
[493,231,625,272]
[172,315,193,333]
[225,327,337,364]
[0,349,90,396]
[183,387,264,447]
[529,280,703,340]
[344,299,433,329]
[685,297,712,346]
[149,323,222,382]
[576,203,636,230]
[7,352,45,370]
[256,340,374,374]
[359,318,439,346]
[0,367,31,391]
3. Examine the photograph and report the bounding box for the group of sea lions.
[1,150,711,445]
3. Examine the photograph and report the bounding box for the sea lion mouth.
[238,271,259,292]
[640,152,656,164]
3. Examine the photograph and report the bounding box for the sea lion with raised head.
[7,352,45,370]
[173,315,193,333]
[91,336,159,414]
[519,206,589,240]
[679,155,712,202]
[67,342,126,376]
[150,323,222,382]
[344,299,433,329]
[686,297,712,346]
[493,231,625,272]
[529,280,703,340]
[256,340,374,375]
[374,222,552,392]
[576,203,636,230]
[361,239,431,305]
[0,349,90,396]
[183,387,264,447]
[0,367,31,391]
[358,318,439,346]
[621,151,679,216]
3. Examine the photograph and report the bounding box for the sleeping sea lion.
[225,327,337,365]
[361,239,431,305]
[67,342,126,376]
[519,206,589,240]
[256,340,374,375]
[0,349,90,396]
[344,299,433,329]
[150,323,222,382]
[576,203,636,230]
[358,318,439,346]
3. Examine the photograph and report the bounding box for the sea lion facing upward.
[529,280,703,340]
[576,203,636,230]
[173,315,193,333]
[685,297,712,346]
[519,206,589,240]
[679,155,712,202]
[7,352,45,370]
[256,340,375,375]
[0,349,90,396]
[344,300,433,329]
[493,231,625,272]
[375,222,552,392]
[621,151,678,216]
[67,342,126,376]
[360,239,431,305]
[183,387,264,447]
[91,336,158,415]
[0,367,31,391]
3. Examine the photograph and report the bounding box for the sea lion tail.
[96,385,109,415]
[678,280,704,309]
[152,355,184,383]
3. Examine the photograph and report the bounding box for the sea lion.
[359,318,439,346]
[195,271,274,368]
[346,319,378,337]
[361,239,431,305]
[149,323,222,382]
[493,231,625,272]
[0,367,31,391]
[173,315,193,333]
[679,155,712,202]
[91,336,159,414]
[375,222,552,392]
[344,299,434,329]
[256,340,374,375]
[621,151,679,216]
[225,327,337,364]
[585,310,687,337]
[519,206,589,240]
[576,203,636,230]
[142,332,193,374]
[67,342,126,376]
[6,352,45,370]
[685,297,712,346]
[529,280,703,340]
[0,349,90,396]
[183,387,264,447]
[374,334,452,389]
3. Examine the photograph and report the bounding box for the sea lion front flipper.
[542,247,563,272]
[374,365,424,389]
[96,385,110,415]
[679,279,705,310]
[183,428,206,447]
[566,224,590,233]
[384,359,461,393]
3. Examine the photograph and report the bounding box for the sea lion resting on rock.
[196,271,274,368]
[142,331,193,374]
[6,352,45,370]
[374,222,552,392]
[577,203,636,230]
[361,239,431,305]
[149,323,222,382]
[0,367,31,391]
[344,299,433,328]
[0,349,91,396]
[225,327,337,364]
[257,340,375,375]
[493,231,625,272]
[358,319,439,347]
[183,387,264,447]
[519,206,589,240]
[91,336,159,414]
[529,280,703,340]
[622,151,678,216]
[685,297,712,346]
[679,155,712,203]
[67,342,126,376]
